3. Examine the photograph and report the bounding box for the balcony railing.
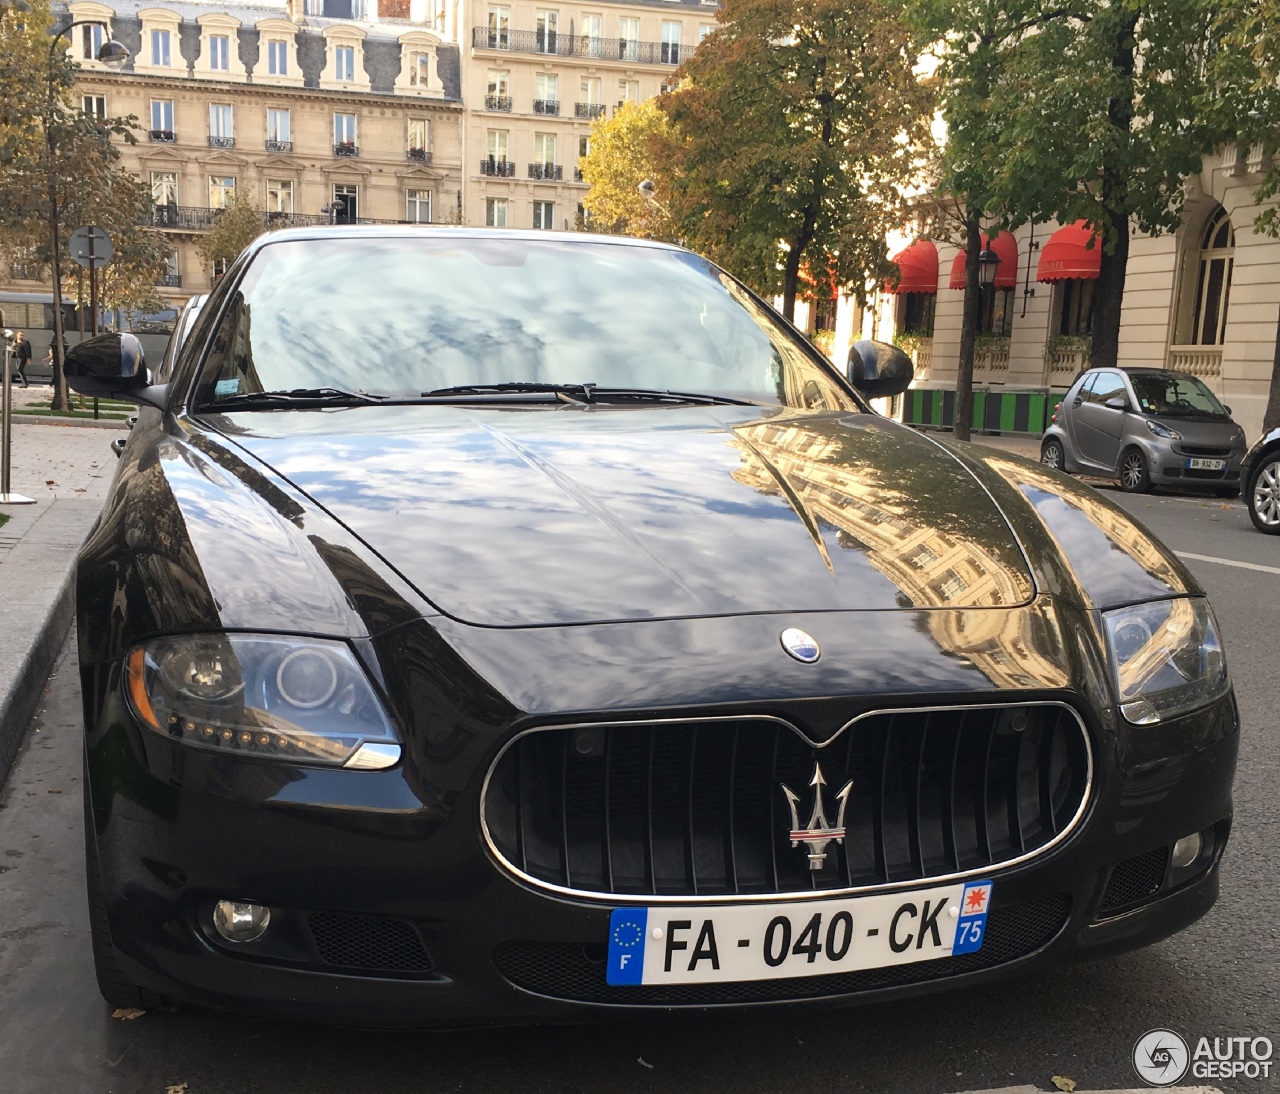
[1166,345,1224,378]
[265,138,293,152]
[473,26,682,65]
[480,157,516,177]
[573,167,584,182]
[334,142,359,157]
[208,135,235,149]
[157,273,182,288]
[575,102,606,120]
[9,264,37,280]
[528,163,563,181]
[148,129,176,142]
[139,204,422,233]
[407,147,432,163]
[533,99,559,115]
[485,94,512,111]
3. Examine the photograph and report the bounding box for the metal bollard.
[1,340,36,505]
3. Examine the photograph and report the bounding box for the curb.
[11,414,129,430]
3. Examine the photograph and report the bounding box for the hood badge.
[781,763,853,871]
[780,628,820,663]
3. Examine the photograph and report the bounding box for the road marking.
[1176,551,1280,576]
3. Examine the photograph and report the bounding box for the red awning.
[948,230,1018,290]
[884,239,938,295]
[1036,221,1101,283]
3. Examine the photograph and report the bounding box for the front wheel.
[1119,447,1152,493]
[1040,438,1067,472]
[1248,454,1280,534]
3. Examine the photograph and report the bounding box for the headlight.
[1144,420,1182,440]
[1102,598,1228,725]
[124,634,401,769]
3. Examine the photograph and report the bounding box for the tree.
[661,0,933,321]
[579,100,679,241]
[195,190,265,278]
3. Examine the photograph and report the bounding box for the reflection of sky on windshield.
[208,237,849,406]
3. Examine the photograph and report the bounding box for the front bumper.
[86,686,1239,1027]
[1146,440,1244,487]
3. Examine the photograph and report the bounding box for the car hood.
[1147,414,1244,447]
[213,405,1036,627]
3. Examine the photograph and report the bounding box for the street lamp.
[321,202,340,225]
[977,236,1002,287]
[44,20,129,411]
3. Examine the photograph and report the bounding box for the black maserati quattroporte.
[66,228,1237,1026]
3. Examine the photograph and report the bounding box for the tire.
[83,768,168,1010]
[1040,438,1067,472]
[1119,447,1152,493]
[1248,454,1280,535]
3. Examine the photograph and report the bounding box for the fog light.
[1170,833,1203,870]
[213,900,271,942]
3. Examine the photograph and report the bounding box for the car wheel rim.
[1122,454,1143,488]
[1042,444,1061,469]
[1255,463,1280,526]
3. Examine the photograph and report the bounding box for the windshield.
[1128,372,1228,418]
[191,236,858,412]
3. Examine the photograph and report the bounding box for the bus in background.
[0,290,177,384]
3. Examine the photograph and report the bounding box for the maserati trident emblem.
[780,628,820,663]
[781,763,853,871]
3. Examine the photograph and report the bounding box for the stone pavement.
[0,416,120,786]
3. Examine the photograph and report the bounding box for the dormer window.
[335,45,355,82]
[151,28,171,66]
[83,23,105,60]
[408,51,428,86]
[210,34,230,71]
[268,40,287,76]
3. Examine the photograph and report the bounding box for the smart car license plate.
[1187,458,1226,471]
[606,880,992,985]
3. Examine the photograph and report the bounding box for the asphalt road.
[0,485,1275,1094]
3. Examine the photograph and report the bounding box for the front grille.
[483,705,1091,898]
[1098,848,1168,914]
[307,913,433,972]
[493,893,1071,1004]
[1178,445,1232,458]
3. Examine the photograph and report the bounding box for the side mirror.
[846,339,914,399]
[1104,396,1128,411]
[64,333,167,409]
[1224,405,1232,415]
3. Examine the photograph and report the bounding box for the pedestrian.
[12,330,32,387]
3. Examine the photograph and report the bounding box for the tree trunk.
[1264,303,1280,435]
[782,243,802,323]
[954,215,982,442]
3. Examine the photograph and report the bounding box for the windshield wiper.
[422,383,756,407]
[204,387,391,410]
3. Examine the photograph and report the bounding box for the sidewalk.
[0,417,118,786]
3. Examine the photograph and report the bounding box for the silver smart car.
[1040,367,1247,495]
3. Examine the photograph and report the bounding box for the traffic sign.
[69,226,113,269]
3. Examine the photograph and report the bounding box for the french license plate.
[1187,457,1226,471]
[606,880,992,986]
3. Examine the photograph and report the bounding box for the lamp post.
[977,237,1002,287]
[43,20,129,411]
[321,202,340,225]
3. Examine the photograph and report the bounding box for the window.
[535,10,558,53]
[1085,371,1127,406]
[407,118,429,152]
[150,99,174,134]
[408,51,429,87]
[151,171,178,206]
[267,40,288,76]
[406,189,432,224]
[332,184,358,222]
[82,95,106,119]
[1188,208,1233,346]
[267,107,291,142]
[209,175,236,209]
[899,293,935,337]
[267,179,293,214]
[619,79,639,105]
[579,135,590,159]
[661,22,681,64]
[485,197,508,227]
[580,14,602,56]
[534,132,557,166]
[334,112,357,146]
[535,72,558,111]
[82,23,105,60]
[698,24,713,43]
[979,286,1013,336]
[619,17,639,60]
[209,104,234,139]
[487,5,510,48]
[209,34,230,71]
[335,45,355,82]
[151,28,171,66]
[487,130,509,160]
[488,70,510,95]
[580,76,600,104]
[533,201,555,230]
[1056,279,1094,336]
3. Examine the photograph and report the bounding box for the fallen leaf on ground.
[46,789,61,794]
[637,1057,654,1069]
[166,1084,188,1094]
[111,1007,146,1020]
[1051,1077,1076,1092]
[45,480,56,486]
